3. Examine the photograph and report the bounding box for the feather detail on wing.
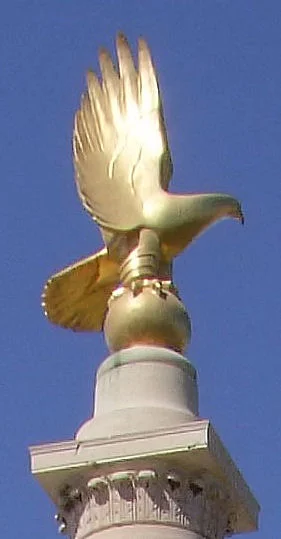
[73,33,173,232]
[42,249,119,331]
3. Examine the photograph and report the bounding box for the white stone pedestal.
[30,346,259,538]
[77,346,198,440]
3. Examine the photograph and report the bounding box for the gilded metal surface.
[104,280,191,353]
[42,249,119,332]
[43,34,244,339]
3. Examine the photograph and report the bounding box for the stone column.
[29,346,259,538]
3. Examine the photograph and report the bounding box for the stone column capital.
[54,467,235,539]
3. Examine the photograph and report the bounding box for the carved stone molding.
[54,469,235,539]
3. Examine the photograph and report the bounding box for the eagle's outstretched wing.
[73,33,173,232]
[42,249,119,331]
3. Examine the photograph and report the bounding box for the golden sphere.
[104,282,191,354]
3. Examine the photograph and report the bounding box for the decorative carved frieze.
[54,468,235,539]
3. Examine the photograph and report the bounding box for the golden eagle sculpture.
[42,34,243,340]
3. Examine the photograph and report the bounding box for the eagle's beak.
[239,207,245,225]
[232,202,244,225]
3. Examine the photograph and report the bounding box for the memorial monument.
[30,34,259,538]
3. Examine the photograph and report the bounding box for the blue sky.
[1,1,280,537]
